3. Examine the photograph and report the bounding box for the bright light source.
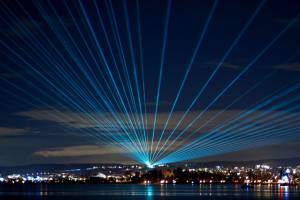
[281,175,289,184]
[145,161,154,168]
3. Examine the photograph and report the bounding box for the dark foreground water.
[0,184,299,200]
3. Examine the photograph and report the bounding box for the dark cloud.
[273,63,300,72]
[33,145,124,157]
[203,61,241,70]
[200,140,300,162]
[0,127,29,137]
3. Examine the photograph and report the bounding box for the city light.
[1,163,299,185]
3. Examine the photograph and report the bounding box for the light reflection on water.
[147,185,153,200]
[0,184,299,199]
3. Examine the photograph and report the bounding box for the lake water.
[0,184,299,199]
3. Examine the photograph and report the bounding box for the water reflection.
[1,184,300,199]
[279,185,289,200]
[146,185,153,200]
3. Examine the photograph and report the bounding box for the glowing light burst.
[145,161,155,169]
[0,0,299,166]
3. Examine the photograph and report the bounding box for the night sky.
[0,0,300,166]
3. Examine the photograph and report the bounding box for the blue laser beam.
[152,0,219,162]
[150,0,172,163]
[153,0,268,163]
[161,83,300,162]
[153,50,300,161]
[1,0,148,162]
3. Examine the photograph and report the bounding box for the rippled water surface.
[0,184,300,199]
